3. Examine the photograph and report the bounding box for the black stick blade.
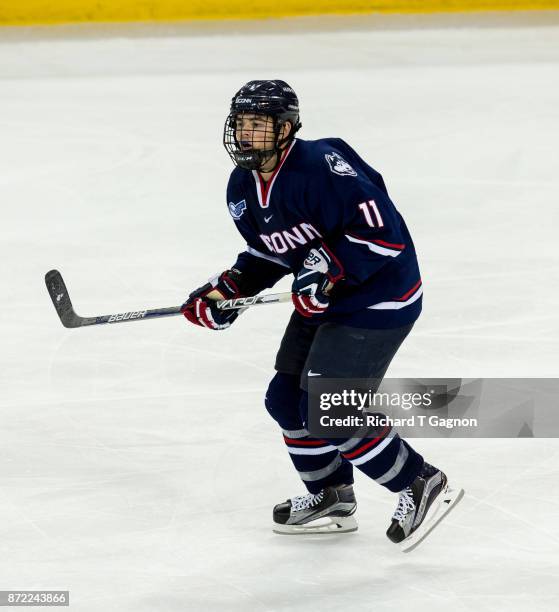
[45,270,83,328]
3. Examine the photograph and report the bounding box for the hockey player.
[182,80,463,550]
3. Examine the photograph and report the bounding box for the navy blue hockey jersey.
[226,138,422,329]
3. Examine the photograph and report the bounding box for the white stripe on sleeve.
[345,234,402,257]
[246,246,290,268]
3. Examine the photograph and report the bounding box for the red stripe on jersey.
[342,426,390,459]
[372,238,405,250]
[256,141,296,208]
[396,279,422,301]
[256,172,268,206]
[346,232,405,251]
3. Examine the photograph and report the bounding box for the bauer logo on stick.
[108,311,147,323]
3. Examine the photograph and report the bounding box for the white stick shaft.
[216,292,292,311]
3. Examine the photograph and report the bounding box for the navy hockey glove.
[292,245,344,317]
[182,269,244,331]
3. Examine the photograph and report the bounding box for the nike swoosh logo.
[264,215,273,223]
[308,370,322,377]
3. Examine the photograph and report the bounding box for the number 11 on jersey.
[358,200,384,228]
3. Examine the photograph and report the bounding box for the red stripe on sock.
[283,436,328,447]
[342,427,390,459]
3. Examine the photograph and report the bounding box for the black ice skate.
[386,463,464,552]
[273,485,358,534]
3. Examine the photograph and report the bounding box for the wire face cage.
[223,111,283,171]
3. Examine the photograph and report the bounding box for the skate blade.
[273,515,358,535]
[400,484,464,553]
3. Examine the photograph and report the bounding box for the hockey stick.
[45,269,291,329]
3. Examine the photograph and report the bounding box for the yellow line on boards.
[1,1,559,26]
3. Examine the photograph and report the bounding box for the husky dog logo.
[325,152,357,177]
[229,199,247,220]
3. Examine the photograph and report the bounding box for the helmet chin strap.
[261,146,292,172]
[257,121,293,173]
[258,149,282,173]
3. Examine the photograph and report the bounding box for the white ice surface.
[1,12,559,612]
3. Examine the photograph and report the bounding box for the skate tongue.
[419,462,439,478]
